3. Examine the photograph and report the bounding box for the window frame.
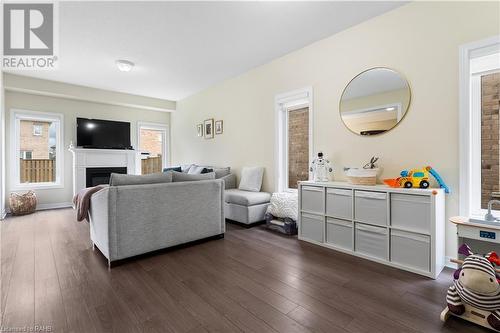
[137,121,170,169]
[275,87,313,193]
[459,36,500,218]
[32,124,43,136]
[10,109,64,190]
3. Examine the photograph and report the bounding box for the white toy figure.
[310,152,333,182]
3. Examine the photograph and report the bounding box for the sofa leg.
[92,242,95,251]
[107,259,112,270]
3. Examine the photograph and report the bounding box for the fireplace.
[86,167,127,187]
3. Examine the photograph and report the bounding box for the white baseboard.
[36,202,73,211]
[4,201,73,215]
[0,209,6,220]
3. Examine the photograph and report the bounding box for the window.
[11,110,63,188]
[275,87,313,192]
[137,122,169,175]
[32,124,43,136]
[460,37,500,217]
[20,151,33,160]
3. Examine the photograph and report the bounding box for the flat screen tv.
[77,118,132,149]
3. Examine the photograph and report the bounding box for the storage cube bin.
[300,213,324,242]
[326,188,352,220]
[391,230,430,272]
[354,191,387,226]
[391,194,431,234]
[301,186,324,214]
[355,223,388,260]
[326,218,353,250]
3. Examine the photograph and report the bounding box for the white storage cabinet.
[298,181,445,279]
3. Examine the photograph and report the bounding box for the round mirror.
[339,67,411,136]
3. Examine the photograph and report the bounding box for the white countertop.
[298,180,443,195]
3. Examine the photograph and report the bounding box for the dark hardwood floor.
[0,208,485,332]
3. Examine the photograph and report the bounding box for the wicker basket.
[345,168,378,186]
[9,190,37,215]
[347,176,377,186]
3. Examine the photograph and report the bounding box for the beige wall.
[5,78,171,207]
[172,1,500,259]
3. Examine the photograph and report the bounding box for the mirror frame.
[339,67,412,136]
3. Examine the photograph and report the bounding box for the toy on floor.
[265,192,298,235]
[441,244,500,331]
[309,151,333,182]
[383,166,450,193]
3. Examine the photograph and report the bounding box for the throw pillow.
[181,164,194,173]
[172,171,216,182]
[109,172,173,186]
[201,168,214,174]
[188,165,205,174]
[163,166,182,173]
[238,167,264,192]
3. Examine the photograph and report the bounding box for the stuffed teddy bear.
[447,244,500,330]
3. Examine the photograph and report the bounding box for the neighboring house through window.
[460,36,500,217]
[275,87,313,192]
[11,110,63,188]
[138,122,169,174]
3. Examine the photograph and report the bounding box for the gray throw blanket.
[73,185,106,222]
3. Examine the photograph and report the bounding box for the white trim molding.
[274,87,313,193]
[10,109,64,191]
[137,121,170,168]
[459,35,500,218]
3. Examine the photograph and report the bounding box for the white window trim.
[10,109,64,190]
[459,35,500,218]
[275,87,313,193]
[137,121,170,168]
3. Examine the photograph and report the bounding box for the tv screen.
[77,118,131,149]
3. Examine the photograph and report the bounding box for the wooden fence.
[141,155,162,174]
[20,159,55,183]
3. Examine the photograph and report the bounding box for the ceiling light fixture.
[385,107,396,111]
[116,59,134,72]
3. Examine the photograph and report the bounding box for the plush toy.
[309,152,333,182]
[446,244,500,330]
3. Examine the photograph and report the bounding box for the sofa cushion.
[238,167,264,192]
[225,189,271,206]
[180,164,194,173]
[109,172,172,186]
[163,166,182,173]
[214,167,231,179]
[172,171,215,182]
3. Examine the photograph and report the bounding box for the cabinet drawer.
[391,194,431,234]
[355,223,388,260]
[301,186,324,214]
[326,188,352,220]
[354,191,387,226]
[326,218,353,250]
[301,213,324,242]
[391,230,430,272]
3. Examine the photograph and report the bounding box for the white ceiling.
[342,68,408,100]
[8,1,406,101]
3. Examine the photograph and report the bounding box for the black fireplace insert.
[86,167,127,187]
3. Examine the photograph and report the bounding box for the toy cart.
[441,257,500,332]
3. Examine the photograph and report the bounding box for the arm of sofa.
[89,186,117,262]
[220,173,237,189]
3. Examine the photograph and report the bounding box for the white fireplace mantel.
[69,146,141,195]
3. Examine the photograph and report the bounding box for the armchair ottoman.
[224,167,270,226]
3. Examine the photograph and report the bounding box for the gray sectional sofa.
[89,174,225,266]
